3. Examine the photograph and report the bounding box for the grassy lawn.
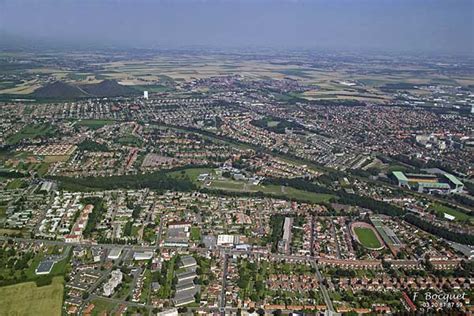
[208,180,335,203]
[0,228,28,237]
[167,167,213,182]
[190,227,201,241]
[140,269,152,304]
[268,186,334,203]
[132,84,174,93]
[208,179,247,191]
[37,162,51,176]
[75,119,115,130]
[116,135,143,146]
[267,120,280,127]
[90,298,117,316]
[43,155,70,163]
[354,227,382,249]
[0,276,64,316]
[5,178,26,190]
[6,124,56,145]
[430,203,473,222]
[157,256,177,299]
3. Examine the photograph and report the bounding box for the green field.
[90,298,117,316]
[6,124,56,145]
[0,276,64,316]
[116,135,143,146]
[430,203,473,222]
[207,179,334,203]
[354,227,382,249]
[5,178,26,190]
[75,119,115,129]
[168,167,213,183]
[266,120,280,127]
[190,227,201,241]
[132,84,174,93]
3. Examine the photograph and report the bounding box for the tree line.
[404,213,474,245]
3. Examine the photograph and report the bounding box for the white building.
[133,251,154,261]
[103,269,123,296]
[108,248,122,260]
[217,234,240,246]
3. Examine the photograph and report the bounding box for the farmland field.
[0,276,64,316]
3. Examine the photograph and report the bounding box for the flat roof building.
[179,256,197,269]
[108,248,122,260]
[35,260,56,275]
[133,251,153,261]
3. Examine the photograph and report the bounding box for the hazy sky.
[1,0,473,54]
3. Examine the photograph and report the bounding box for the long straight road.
[219,253,229,316]
[311,260,336,314]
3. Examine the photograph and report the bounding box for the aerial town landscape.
[0,0,473,316]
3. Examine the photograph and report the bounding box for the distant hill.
[31,79,139,99]
[79,79,138,97]
[32,81,88,99]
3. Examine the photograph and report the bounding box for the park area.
[0,276,64,316]
[429,203,473,222]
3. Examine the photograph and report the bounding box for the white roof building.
[133,251,154,261]
[217,234,240,246]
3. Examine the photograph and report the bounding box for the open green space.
[429,203,473,222]
[116,135,143,146]
[5,178,27,190]
[167,167,212,183]
[6,124,57,145]
[354,227,382,249]
[75,119,115,130]
[190,227,201,241]
[90,298,117,316]
[0,276,64,316]
[140,269,153,304]
[132,84,174,93]
[207,179,334,203]
[156,255,177,299]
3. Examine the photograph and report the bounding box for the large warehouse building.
[392,171,464,194]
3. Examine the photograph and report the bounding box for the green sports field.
[0,276,64,316]
[354,227,382,249]
[75,119,115,129]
